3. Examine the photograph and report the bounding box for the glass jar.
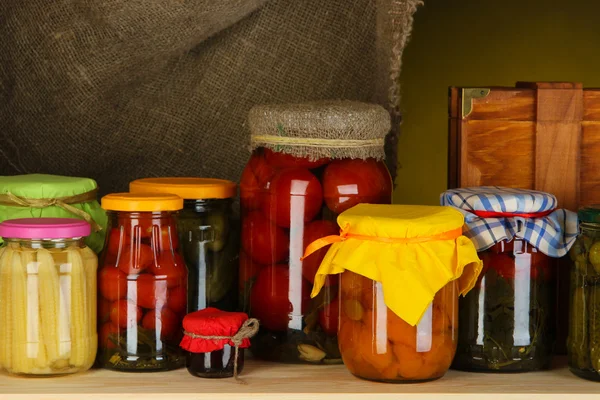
[129,178,239,313]
[0,218,97,376]
[338,271,458,383]
[568,206,600,381]
[452,240,555,372]
[187,344,244,378]
[98,193,187,372]
[240,148,392,363]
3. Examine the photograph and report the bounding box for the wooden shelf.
[1,358,599,399]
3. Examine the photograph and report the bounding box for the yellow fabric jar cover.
[306,204,482,326]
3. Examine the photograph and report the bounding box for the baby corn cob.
[81,246,98,367]
[0,247,13,371]
[37,248,61,364]
[11,249,32,374]
[22,249,48,370]
[67,248,89,367]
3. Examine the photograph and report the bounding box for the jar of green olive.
[130,178,239,313]
[568,205,600,381]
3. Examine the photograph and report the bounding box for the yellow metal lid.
[101,193,183,212]
[129,177,237,200]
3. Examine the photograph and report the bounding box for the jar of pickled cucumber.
[441,187,577,372]
[0,218,97,376]
[568,205,600,381]
[130,178,238,312]
[307,204,482,382]
[98,193,187,372]
[240,101,393,364]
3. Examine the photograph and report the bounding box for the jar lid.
[129,178,236,200]
[101,193,183,212]
[579,205,600,224]
[180,308,256,353]
[0,218,91,239]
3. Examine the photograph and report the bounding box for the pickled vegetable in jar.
[306,204,482,382]
[0,218,97,376]
[240,101,393,364]
[568,205,600,381]
[441,187,577,372]
[98,193,187,372]
[130,178,238,313]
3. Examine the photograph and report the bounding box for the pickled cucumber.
[205,214,229,252]
[568,282,589,369]
[589,285,600,372]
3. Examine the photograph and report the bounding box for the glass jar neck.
[107,211,177,218]
[5,237,85,249]
[580,222,600,234]
[183,199,232,214]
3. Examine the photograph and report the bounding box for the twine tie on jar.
[0,190,102,232]
[183,318,259,384]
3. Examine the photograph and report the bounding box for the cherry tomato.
[110,299,143,328]
[134,273,168,309]
[241,211,289,265]
[99,322,119,349]
[142,308,179,340]
[264,148,330,169]
[250,265,310,332]
[322,159,391,214]
[118,243,154,275]
[301,220,339,284]
[261,168,323,228]
[149,223,179,252]
[319,296,340,336]
[150,251,186,288]
[240,152,277,211]
[167,285,187,314]
[99,299,112,323]
[239,251,265,290]
[118,214,153,239]
[99,267,127,301]
[106,228,129,258]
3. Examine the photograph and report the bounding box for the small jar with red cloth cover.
[180,308,258,379]
[441,187,578,372]
[239,101,393,364]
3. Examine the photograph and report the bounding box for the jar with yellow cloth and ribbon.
[304,204,482,383]
[0,174,107,253]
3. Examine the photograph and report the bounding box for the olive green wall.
[395,0,600,205]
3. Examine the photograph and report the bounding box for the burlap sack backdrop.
[0,0,422,195]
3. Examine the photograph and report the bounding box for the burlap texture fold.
[0,0,422,194]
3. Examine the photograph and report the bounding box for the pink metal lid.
[0,218,92,239]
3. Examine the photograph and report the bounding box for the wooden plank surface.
[581,121,600,206]
[0,359,599,399]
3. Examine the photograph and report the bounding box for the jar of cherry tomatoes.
[240,101,393,363]
[306,204,482,382]
[441,187,577,372]
[129,178,238,313]
[98,193,187,372]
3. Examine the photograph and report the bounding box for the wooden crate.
[449,82,600,211]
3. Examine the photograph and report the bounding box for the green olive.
[589,242,600,273]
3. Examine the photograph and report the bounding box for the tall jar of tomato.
[441,187,578,372]
[307,204,482,382]
[240,101,393,363]
[98,193,187,372]
[129,177,239,312]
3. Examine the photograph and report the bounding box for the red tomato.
[149,223,179,252]
[110,299,143,328]
[240,152,277,211]
[98,267,127,301]
[150,252,186,288]
[118,214,153,239]
[99,299,112,323]
[118,243,155,275]
[301,220,339,284]
[106,228,129,257]
[142,308,180,340]
[133,273,168,309]
[241,212,289,265]
[239,251,265,290]
[322,159,391,214]
[99,322,119,349]
[250,265,310,332]
[319,297,340,336]
[264,148,330,169]
[167,286,187,314]
[261,168,323,228]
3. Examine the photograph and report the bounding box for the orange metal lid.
[101,192,183,212]
[129,177,237,200]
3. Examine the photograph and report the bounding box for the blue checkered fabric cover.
[440,186,578,257]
